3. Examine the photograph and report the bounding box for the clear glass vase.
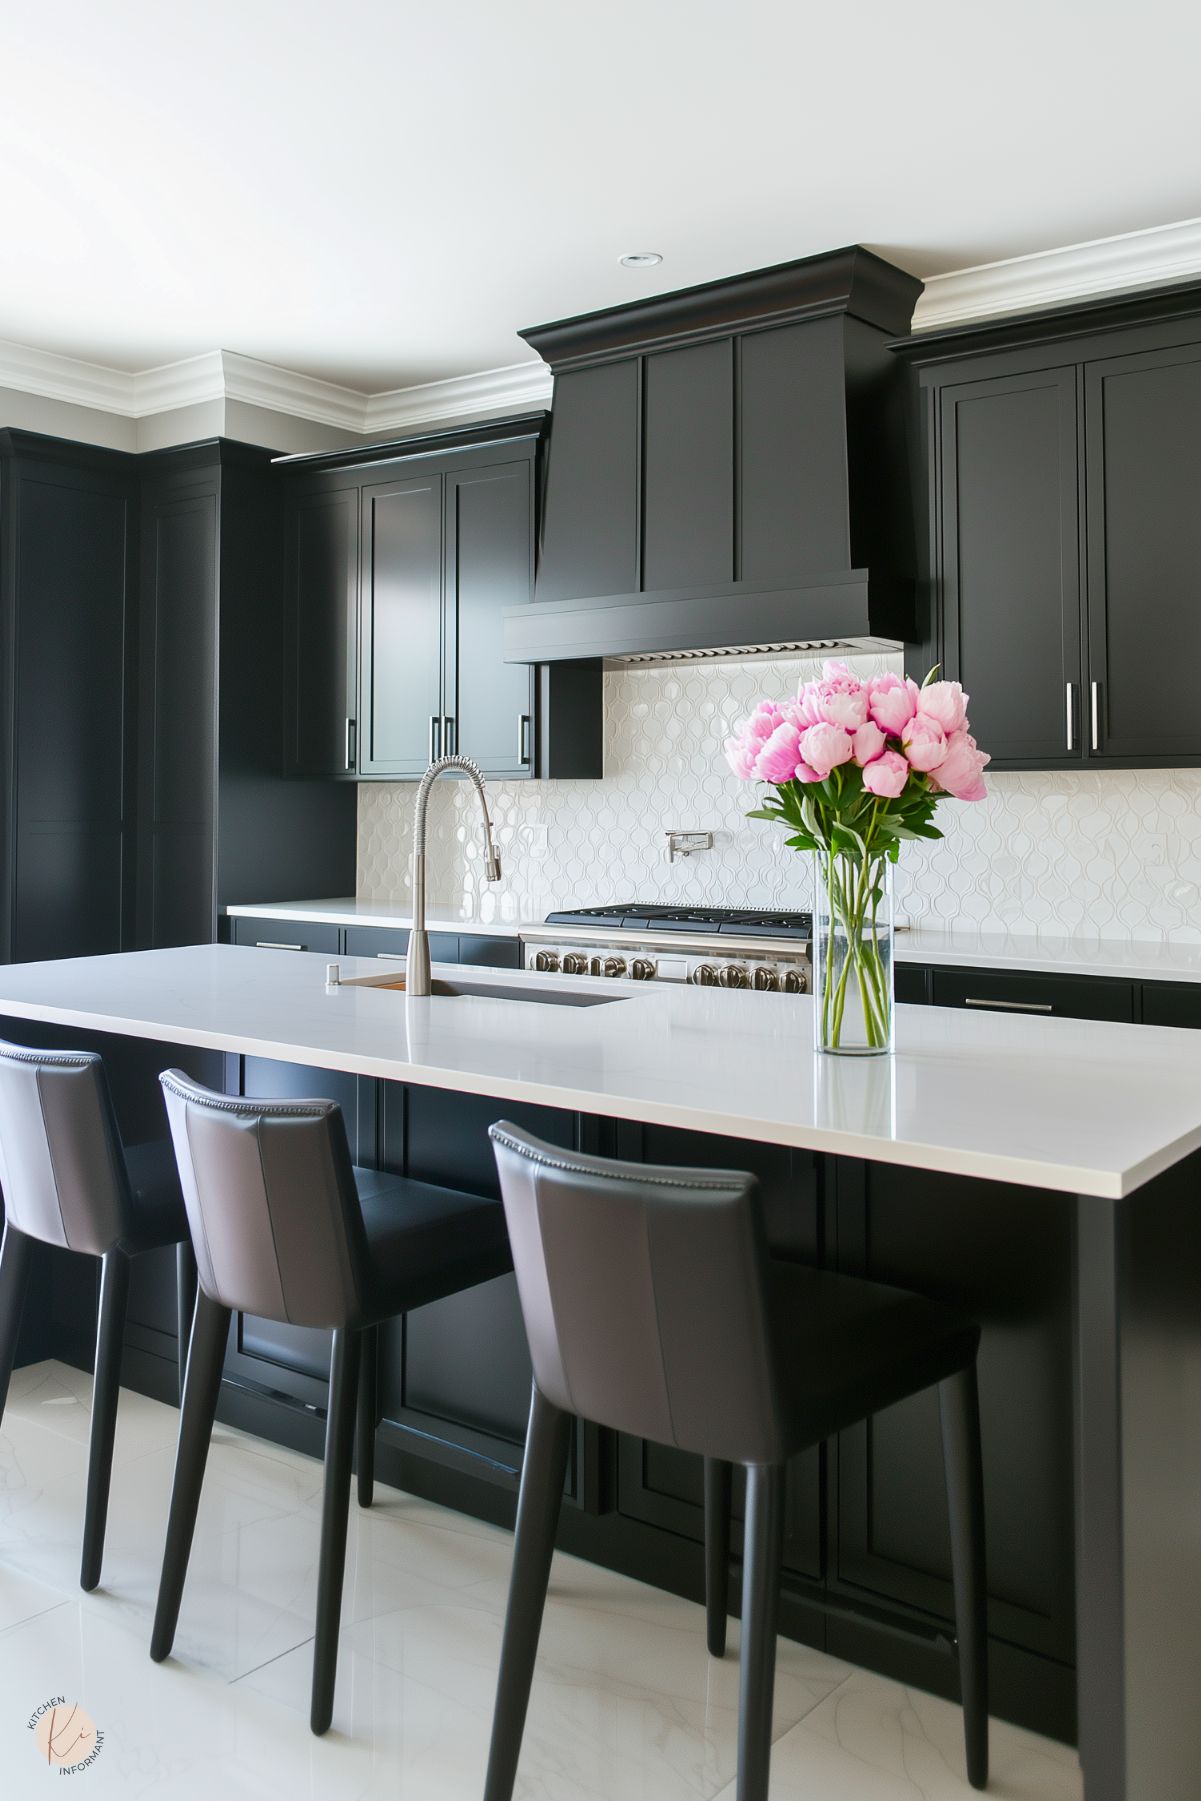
[812,847,894,1055]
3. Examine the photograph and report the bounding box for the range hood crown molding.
[520,246,923,372]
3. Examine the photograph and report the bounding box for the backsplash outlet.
[358,653,1201,945]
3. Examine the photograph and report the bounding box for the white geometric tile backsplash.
[358,651,1201,945]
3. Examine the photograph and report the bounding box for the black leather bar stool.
[0,1038,195,1592]
[483,1124,989,1801]
[152,1070,514,1735]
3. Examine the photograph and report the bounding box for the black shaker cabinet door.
[939,365,1082,765]
[445,458,535,777]
[642,338,734,591]
[283,483,359,777]
[1085,341,1201,760]
[359,474,444,777]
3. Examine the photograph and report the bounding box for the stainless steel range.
[521,905,811,993]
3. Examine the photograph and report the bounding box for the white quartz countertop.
[226,900,1201,984]
[3,943,1201,1200]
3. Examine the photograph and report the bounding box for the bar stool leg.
[940,1362,989,1791]
[355,1322,378,1509]
[704,1457,733,1657]
[150,1291,230,1662]
[737,1462,784,1801]
[483,1385,572,1801]
[175,1241,197,1408]
[80,1249,130,1591]
[311,1326,362,1735]
[0,1223,35,1424]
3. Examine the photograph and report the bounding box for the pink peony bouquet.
[725,661,989,859]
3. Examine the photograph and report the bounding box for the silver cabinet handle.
[964,996,1053,1013]
[344,717,356,771]
[429,715,441,763]
[517,712,531,765]
[1065,683,1074,752]
[375,952,406,962]
[442,715,456,756]
[1090,680,1101,752]
[255,940,304,951]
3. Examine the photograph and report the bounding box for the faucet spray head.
[486,845,503,882]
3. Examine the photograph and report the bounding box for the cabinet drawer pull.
[429,715,441,764]
[442,715,456,756]
[1065,683,1075,752]
[344,717,356,771]
[517,712,531,765]
[964,996,1053,1013]
[1090,680,1101,752]
[255,941,305,952]
[375,952,406,962]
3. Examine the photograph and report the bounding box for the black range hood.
[504,246,922,665]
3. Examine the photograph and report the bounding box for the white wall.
[357,651,1201,946]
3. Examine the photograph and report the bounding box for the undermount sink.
[369,977,624,1009]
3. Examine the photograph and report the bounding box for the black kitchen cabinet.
[930,966,1135,1021]
[905,285,1201,771]
[283,482,360,778]
[138,442,356,947]
[278,416,601,782]
[0,432,137,964]
[830,1158,1077,1732]
[1140,981,1201,1029]
[1084,341,1201,760]
[936,367,1082,765]
[536,362,639,605]
[359,471,444,777]
[342,923,520,968]
[231,915,341,954]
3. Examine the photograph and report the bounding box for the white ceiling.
[2,0,1199,392]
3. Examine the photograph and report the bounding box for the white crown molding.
[7,217,1201,435]
[912,215,1201,331]
[365,361,552,435]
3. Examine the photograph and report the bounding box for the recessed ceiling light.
[619,251,663,268]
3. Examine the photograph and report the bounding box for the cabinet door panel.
[283,484,359,776]
[834,1162,1075,1662]
[1141,981,1201,1029]
[537,362,639,603]
[232,916,340,953]
[359,475,443,776]
[931,966,1134,1022]
[940,367,1081,764]
[446,459,534,776]
[643,339,733,589]
[343,924,458,963]
[1085,342,1201,759]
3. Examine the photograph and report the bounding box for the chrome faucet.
[406,756,502,997]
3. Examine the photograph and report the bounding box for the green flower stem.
[818,844,891,1052]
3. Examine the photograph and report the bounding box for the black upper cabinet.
[907,285,1201,770]
[359,473,444,778]
[446,459,536,777]
[284,483,359,778]
[138,443,356,947]
[938,366,1082,764]
[536,364,639,604]
[0,433,137,963]
[1085,342,1201,761]
[280,415,600,782]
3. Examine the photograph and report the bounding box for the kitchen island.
[2,942,1199,1801]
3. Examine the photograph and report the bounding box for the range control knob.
[562,951,589,976]
[783,968,808,994]
[630,958,656,981]
[719,964,749,989]
[752,966,780,992]
[602,956,626,978]
[533,950,560,973]
[691,963,718,987]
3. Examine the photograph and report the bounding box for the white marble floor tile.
[3,1357,181,1464]
[716,1668,1082,1801]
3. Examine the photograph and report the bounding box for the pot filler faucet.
[405,755,503,997]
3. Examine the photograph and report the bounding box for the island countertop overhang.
[0,943,1199,1201]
